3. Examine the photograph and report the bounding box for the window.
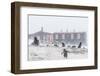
[71,34,74,39]
[43,36,46,40]
[55,34,58,39]
[77,34,80,39]
[62,34,65,39]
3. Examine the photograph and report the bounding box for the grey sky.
[29,15,88,34]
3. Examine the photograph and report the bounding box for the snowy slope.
[28,45,88,61]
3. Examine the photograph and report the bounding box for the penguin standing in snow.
[61,49,69,59]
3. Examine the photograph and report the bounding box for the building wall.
[53,32,87,45]
[29,32,87,46]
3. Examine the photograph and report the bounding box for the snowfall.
[28,44,88,61]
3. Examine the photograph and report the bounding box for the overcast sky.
[29,15,88,34]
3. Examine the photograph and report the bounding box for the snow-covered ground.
[28,45,88,61]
